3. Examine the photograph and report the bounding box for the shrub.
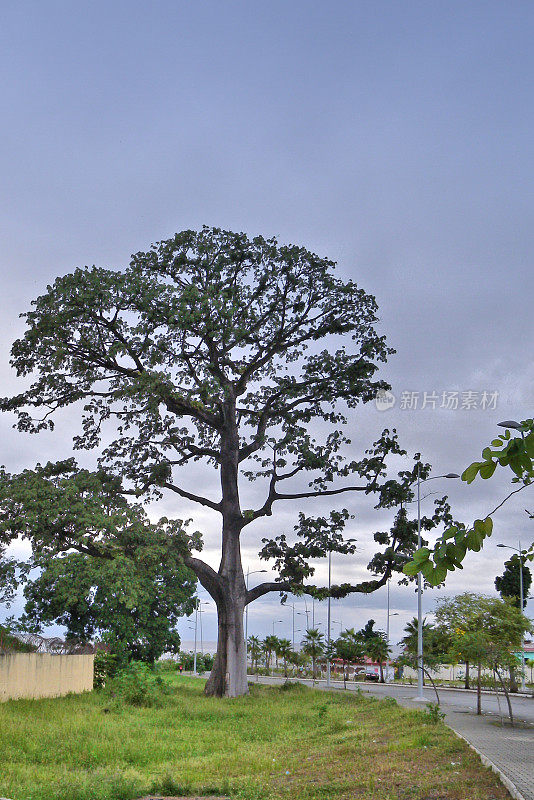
[423,702,445,724]
[107,662,172,707]
[157,658,178,672]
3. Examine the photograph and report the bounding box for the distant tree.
[276,637,293,678]
[301,628,325,679]
[262,635,279,675]
[357,619,378,642]
[335,628,366,688]
[247,635,262,674]
[434,594,483,689]
[365,632,390,683]
[0,623,36,654]
[495,554,532,609]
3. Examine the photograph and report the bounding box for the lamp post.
[244,568,267,667]
[297,610,309,633]
[193,600,198,675]
[386,579,399,682]
[413,470,460,702]
[197,601,209,656]
[497,541,527,692]
[326,539,355,688]
[272,619,283,635]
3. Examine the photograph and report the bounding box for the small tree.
[335,628,366,688]
[302,628,325,680]
[443,594,531,721]
[366,632,390,683]
[262,635,279,675]
[276,637,293,678]
[23,551,196,665]
[0,463,197,664]
[399,617,449,683]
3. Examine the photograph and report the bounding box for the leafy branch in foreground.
[404,419,534,586]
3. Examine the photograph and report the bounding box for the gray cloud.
[1,1,532,641]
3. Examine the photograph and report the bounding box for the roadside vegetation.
[0,673,511,800]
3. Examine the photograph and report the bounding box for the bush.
[423,702,445,724]
[93,650,119,688]
[157,658,178,672]
[107,662,172,707]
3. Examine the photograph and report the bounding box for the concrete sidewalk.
[253,675,534,800]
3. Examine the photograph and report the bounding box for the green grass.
[0,675,511,800]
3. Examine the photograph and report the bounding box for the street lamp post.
[386,579,399,682]
[497,541,527,692]
[326,539,355,687]
[414,470,459,702]
[193,600,198,675]
[272,619,283,635]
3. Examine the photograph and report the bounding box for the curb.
[449,728,528,800]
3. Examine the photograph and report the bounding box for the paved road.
[253,676,534,800]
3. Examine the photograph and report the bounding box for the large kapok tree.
[2,227,445,697]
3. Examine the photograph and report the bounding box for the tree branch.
[183,554,223,603]
[163,482,222,512]
[275,485,368,501]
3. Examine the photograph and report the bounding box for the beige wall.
[0,653,94,701]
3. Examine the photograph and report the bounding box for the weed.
[423,702,446,725]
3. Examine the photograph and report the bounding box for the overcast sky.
[1,1,532,648]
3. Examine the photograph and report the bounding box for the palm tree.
[247,635,262,675]
[301,628,325,680]
[366,633,390,683]
[276,638,293,678]
[262,634,279,675]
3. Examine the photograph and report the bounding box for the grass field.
[0,675,510,800]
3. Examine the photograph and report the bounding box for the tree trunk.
[464,659,470,690]
[476,662,482,715]
[204,394,249,698]
[508,665,518,693]
[204,593,248,698]
[496,666,514,727]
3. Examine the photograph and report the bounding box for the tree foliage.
[404,420,534,586]
[0,226,449,696]
[23,547,196,664]
[0,461,197,662]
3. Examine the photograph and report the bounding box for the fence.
[0,653,94,701]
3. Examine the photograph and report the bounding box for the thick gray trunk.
[205,593,248,698]
[203,393,249,698]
